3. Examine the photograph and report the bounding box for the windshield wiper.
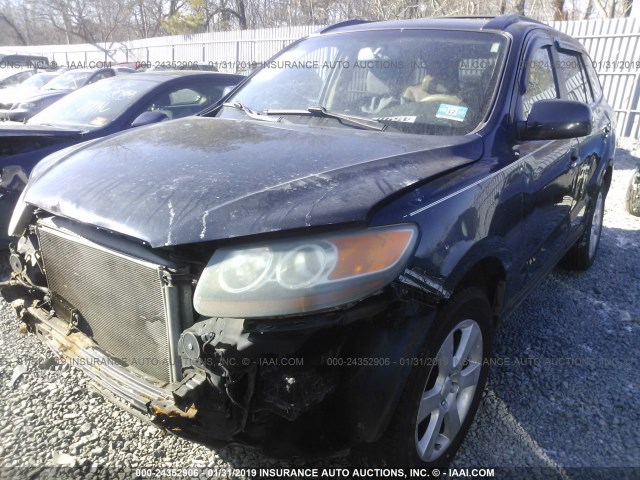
[265,105,386,131]
[225,102,385,131]
[222,102,282,123]
[308,105,387,131]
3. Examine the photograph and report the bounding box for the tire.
[379,287,493,468]
[625,167,640,217]
[564,188,606,270]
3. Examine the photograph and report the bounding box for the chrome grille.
[37,222,173,383]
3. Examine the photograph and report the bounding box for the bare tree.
[0,12,28,45]
[552,0,567,19]
[0,0,637,48]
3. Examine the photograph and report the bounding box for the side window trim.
[553,46,593,105]
[581,53,603,103]
[519,37,559,120]
[548,46,566,98]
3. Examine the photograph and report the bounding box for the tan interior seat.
[403,74,463,105]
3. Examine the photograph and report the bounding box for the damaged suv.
[1,15,614,467]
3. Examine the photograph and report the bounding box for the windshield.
[223,29,508,135]
[44,71,92,90]
[20,73,57,89]
[30,77,157,129]
[0,68,27,81]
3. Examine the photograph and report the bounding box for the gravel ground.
[0,140,639,480]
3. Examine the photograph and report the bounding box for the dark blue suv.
[1,15,614,468]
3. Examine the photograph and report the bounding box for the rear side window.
[522,47,558,118]
[582,54,603,100]
[90,71,115,84]
[557,51,591,103]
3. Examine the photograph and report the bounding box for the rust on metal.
[150,399,198,420]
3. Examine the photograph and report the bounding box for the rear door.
[516,35,581,280]
[553,45,612,229]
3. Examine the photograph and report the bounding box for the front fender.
[342,305,438,443]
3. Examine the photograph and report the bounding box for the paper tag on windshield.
[375,115,417,123]
[435,104,468,122]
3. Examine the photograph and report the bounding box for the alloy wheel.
[414,319,483,462]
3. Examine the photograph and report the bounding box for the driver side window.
[89,71,114,84]
[142,83,226,120]
[522,47,558,118]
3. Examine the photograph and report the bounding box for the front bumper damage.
[4,282,440,455]
[1,213,446,455]
[15,302,173,412]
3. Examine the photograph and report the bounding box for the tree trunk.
[553,0,567,19]
[620,0,633,16]
[0,13,27,45]
[584,0,593,19]
[236,0,247,29]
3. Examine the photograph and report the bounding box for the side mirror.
[131,111,169,128]
[521,100,592,140]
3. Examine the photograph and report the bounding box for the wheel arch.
[603,161,613,195]
[441,239,510,322]
[453,256,507,322]
[346,241,510,445]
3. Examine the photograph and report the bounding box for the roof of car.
[35,71,61,78]
[316,15,561,38]
[107,71,244,82]
[60,67,114,74]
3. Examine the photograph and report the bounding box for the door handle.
[603,124,611,138]
[569,147,579,168]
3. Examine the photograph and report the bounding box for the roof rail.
[483,14,545,30]
[318,19,370,34]
[435,15,498,20]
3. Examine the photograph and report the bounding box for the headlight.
[193,225,418,318]
[7,187,32,237]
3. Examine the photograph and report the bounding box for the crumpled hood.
[24,117,483,247]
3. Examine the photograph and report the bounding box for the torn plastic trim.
[397,267,452,301]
